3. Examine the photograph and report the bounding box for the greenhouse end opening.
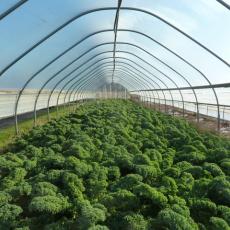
[0,0,230,229]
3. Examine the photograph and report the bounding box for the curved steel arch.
[0,5,222,131]
[26,24,212,126]
[72,69,154,108]
[43,44,199,130]
[0,7,115,77]
[22,27,219,106]
[48,55,165,117]
[10,20,223,131]
[115,53,175,107]
[78,72,142,101]
[64,63,167,117]
[66,68,152,109]
[48,60,160,121]
[0,0,28,21]
[2,8,222,131]
[69,67,158,106]
[79,70,150,101]
[76,68,160,106]
[71,66,166,107]
[120,7,229,67]
[118,29,220,129]
[17,26,218,130]
[32,39,189,122]
[67,67,156,99]
[46,45,198,121]
[58,60,164,113]
[57,58,167,113]
[1,6,228,79]
[61,52,175,111]
[77,71,143,98]
[216,0,230,10]
[75,69,156,106]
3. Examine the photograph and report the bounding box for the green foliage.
[102,189,140,213]
[208,176,230,206]
[76,201,107,229]
[122,213,149,230]
[0,191,12,204]
[32,181,58,196]
[209,217,230,230]
[189,198,217,223]
[29,195,70,214]
[0,204,23,223]
[220,158,230,176]
[0,100,229,229]
[111,173,142,191]
[133,183,168,208]
[156,208,199,230]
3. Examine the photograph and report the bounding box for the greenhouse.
[0,0,230,229]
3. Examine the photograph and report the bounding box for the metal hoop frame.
[16,26,221,131]
[33,39,194,122]
[60,56,171,110]
[75,69,156,107]
[67,66,160,108]
[56,60,164,112]
[77,70,153,103]
[0,5,227,132]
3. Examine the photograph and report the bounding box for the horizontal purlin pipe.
[136,96,230,109]
[130,82,230,92]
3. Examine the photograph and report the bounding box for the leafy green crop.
[0,100,229,229]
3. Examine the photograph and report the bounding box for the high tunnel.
[0,0,230,134]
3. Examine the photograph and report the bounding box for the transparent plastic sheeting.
[0,0,229,128]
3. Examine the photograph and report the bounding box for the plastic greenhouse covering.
[0,0,230,133]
